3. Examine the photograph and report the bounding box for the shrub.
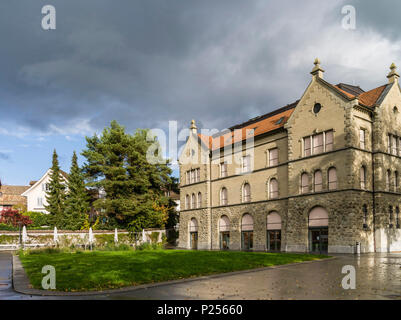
[25,212,50,228]
[149,231,159,244]
[0,223,19,231]
[136,242,163,250]
[0,208,32,227]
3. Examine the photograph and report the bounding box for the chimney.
[310,58,325,79]
[190,119,197,135]
[387,62,399,84]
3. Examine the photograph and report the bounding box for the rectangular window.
[37,197,43,207]
[359,129,365,150]
[196,168,200,182]
[313,133,324,154]
[325,130,334,152]
[304,137,311,157]
[314,171,323,192]
[388,134,392,154]
[220,162,228,178]
[242,155,251,173]
[186,172,190,184]
[392,135,398,155]
[269,148,278,166]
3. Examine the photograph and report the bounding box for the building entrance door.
[267,230,281,251]
[190,232,198,250]
[309,228,328,254]
[241,231,253,250]
[220,231,230,250]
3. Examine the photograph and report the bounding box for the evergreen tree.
[82,120,173,230]
[64,151,90,230]
[45,149,66,227]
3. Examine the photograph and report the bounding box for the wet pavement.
[1,251,400,300]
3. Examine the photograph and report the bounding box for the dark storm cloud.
[0,0,399,137]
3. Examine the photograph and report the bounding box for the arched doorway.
[219,216,230,250]
[189,218,198,250]
[308,207,329,254]
[267,211,281,251]
[241,214,253,250]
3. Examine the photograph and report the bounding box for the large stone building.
[178,60,401,254]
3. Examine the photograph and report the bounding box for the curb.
[12,255,337,297]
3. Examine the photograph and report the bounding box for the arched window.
[189,218,198,232]
[191,193,196,209]
[243,183,251,202]
[301,173,309,194]
[185,195,190,209]
[241,214,254,231]
[360,166,366,189]
[219,215,230,250]
[197,192,202,208]
[314,170,323,192]
[309,207,329,227]
[220,187,228,206]
[269,179,278,199]
[267,211,282,230]
[386,170,391,191]
[328,167,337,190]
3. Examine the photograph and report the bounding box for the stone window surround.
[241,181,251,203]
[267,177,279,199]
[267,147,279,167]
[302,129,334,157]
[220,187,228,206]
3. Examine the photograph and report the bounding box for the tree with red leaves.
[0,208,32,227]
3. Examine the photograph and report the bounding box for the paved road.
[1,251,400,300]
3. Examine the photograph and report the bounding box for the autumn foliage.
[0,208,32,227]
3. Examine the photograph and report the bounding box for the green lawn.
[19,250,329,292]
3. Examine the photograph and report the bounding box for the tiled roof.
[195,80,390,152]
[198,101,297,151]
[0,185,30,206]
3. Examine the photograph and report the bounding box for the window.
[191,170,195,183]
[392,135,398,155]
[304,131,333,157]
[363,205,368,228]
[191,193,196,209]
[314,170,323,192]
[269,148,278,166]
[313,103,322,114]
[269,179,279,199]
[388,134,391,153]
[197,192,202,208]
[313,133,324,154]
[220,188,228,206]
[396,207,400,228]
[328,167,337,190]
[360,166,366,189]
[37,197,43,207]
[196,169,200,182]
[243,183,251,203]
[220,162,228,178]
[242,155,251,173]
[186,172,190,184]
[325,130,334,152]
[185,195,190,209]
[359,129,366,149]
[389,206,394,227]
[386,170,391,191]
[187,169,200,184]
[304,137,311,157]
[301,173,309,194]
[395,171,399,192]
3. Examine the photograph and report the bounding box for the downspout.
[209,150,213,250]
[371,108,376,252]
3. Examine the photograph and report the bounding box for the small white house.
[21,169,68,213]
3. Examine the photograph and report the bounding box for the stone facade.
[178,60,401,254]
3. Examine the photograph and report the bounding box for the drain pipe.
[371,108,376,252]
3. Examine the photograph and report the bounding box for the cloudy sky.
[1,0,401,185]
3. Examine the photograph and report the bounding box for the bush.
[136,242,163,250]
[101,243,132,251]
[0,223,19,231]
[25,212,50,228]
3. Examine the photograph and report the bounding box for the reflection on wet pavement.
[0,252,400,300]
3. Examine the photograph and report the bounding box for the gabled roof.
[21,169,69,196]
[194,76,393,152]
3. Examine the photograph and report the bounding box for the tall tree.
[45,149,66,227]
[64,151,90,230]
[82,120,173,230]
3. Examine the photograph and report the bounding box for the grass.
[19,249,329,292]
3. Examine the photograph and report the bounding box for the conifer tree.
[82,120,173,230]
[64,151,90,230]
[45,149,66,227]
